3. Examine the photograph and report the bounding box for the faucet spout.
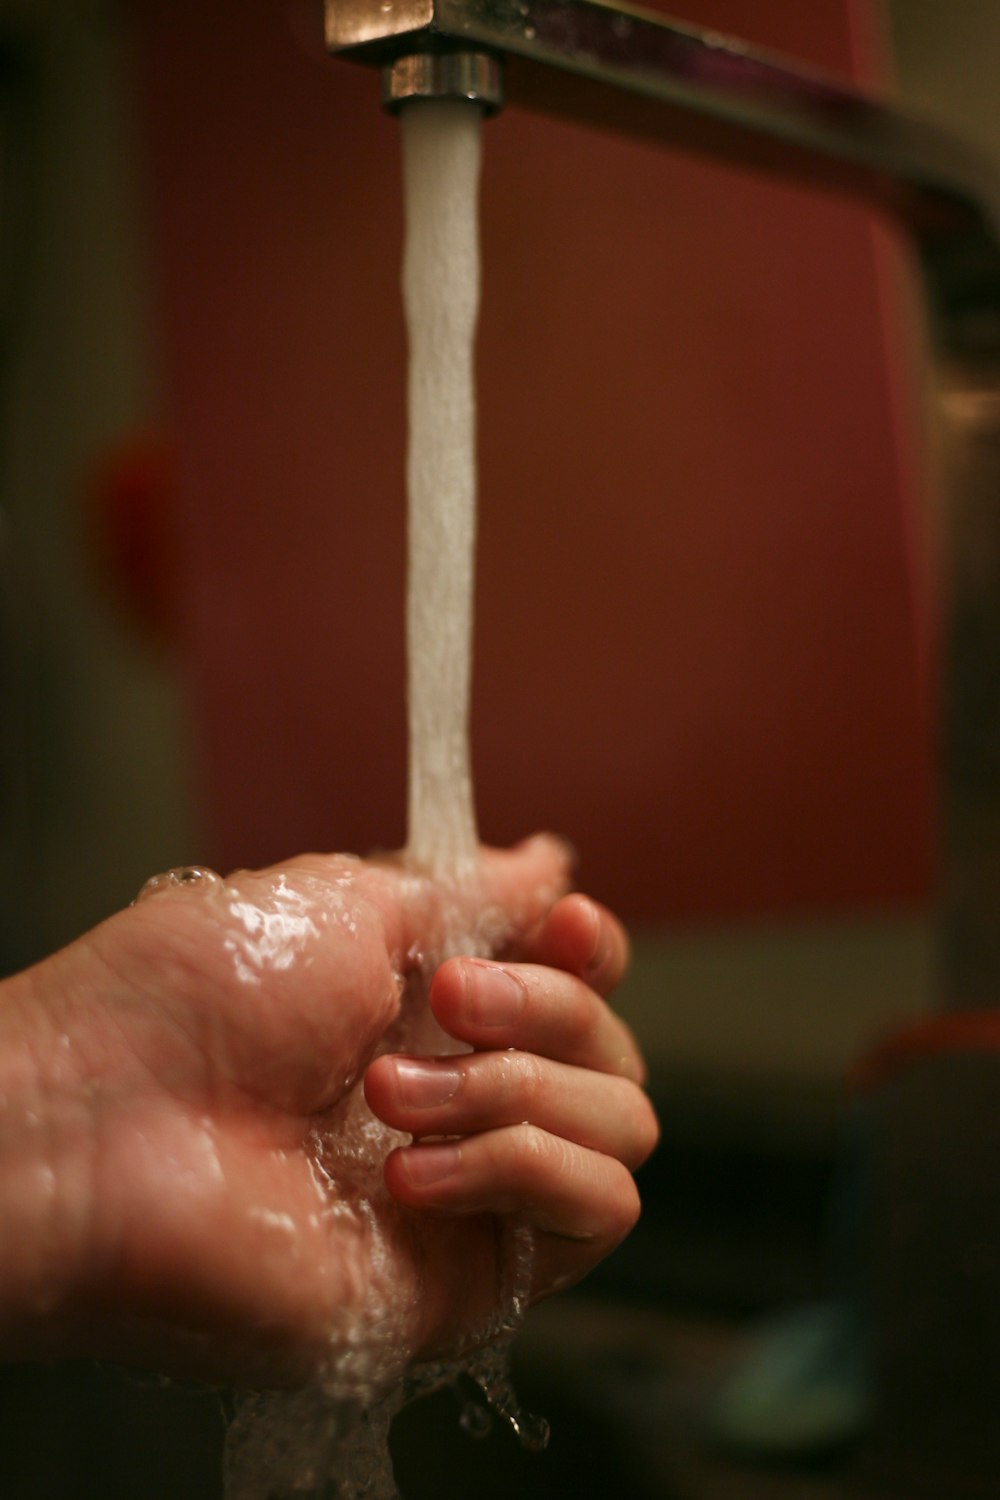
[381,50,503,113]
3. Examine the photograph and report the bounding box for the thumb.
[471,834,575,942]
[375,835,574,963]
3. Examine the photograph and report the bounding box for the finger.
[430,957,646,1083]
[472,835,574,934]
[513,893,630,997]
[365,1052,659,1170]
[369,835,573,966]
[383,1126,641,1254]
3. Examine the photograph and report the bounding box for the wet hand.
[0,839,654,1389]
[365,893,657,1355]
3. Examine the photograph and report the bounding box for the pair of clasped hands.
[0,836,657,1387]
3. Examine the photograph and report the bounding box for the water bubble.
[133,865,224,903]
[459,1400,493,1440]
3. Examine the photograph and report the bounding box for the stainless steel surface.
[382,50,502,112]
[326,0,1000,1005]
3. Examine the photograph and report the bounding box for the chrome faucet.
[326,0,1000,1008]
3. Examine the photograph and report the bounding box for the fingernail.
[465,961,525,1026]
[582,899,608,977]
[393,1058,462,1108]
[399,1143,461,1186]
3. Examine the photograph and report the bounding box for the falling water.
[221,100,543,1500]
[398,95,544,1456]
[402,101,481,874]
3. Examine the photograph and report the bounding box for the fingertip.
[428,955,468,1033]
[608,1168,643,1245]
[362,1054,394,1117]
[383,1143,462,1205]
[582,899,630,993]
[515,831,577,873]
[382,1145,409,1203]
[525,893,629,993]
[561,892,603,969]
[477,835,573,932]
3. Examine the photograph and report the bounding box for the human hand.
[0,839,655,1389]
[365,888,657,1359]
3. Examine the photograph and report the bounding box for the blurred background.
[1,0,999,1495]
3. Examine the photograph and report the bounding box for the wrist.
[0,958,99,1360]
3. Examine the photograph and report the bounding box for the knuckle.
[508,1122,557,1185]
[631,1094,661,1166]
[515,1052,546,1107]
[600,1078,659,1169]
[562,981,596,1052]
[588,905,629,992]
[612,916,631,982]
[480,1051,543,1117]
[605,1168,642,1244]
[514,1120,549,1160]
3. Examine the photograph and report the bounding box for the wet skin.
[0,837,657,1388]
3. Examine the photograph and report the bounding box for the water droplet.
[513,1409,551,1452]
[459,1400,493,1440]
[133,865,224,903]
[469,1361,551,1452]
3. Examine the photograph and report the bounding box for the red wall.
[134,0,934,925]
